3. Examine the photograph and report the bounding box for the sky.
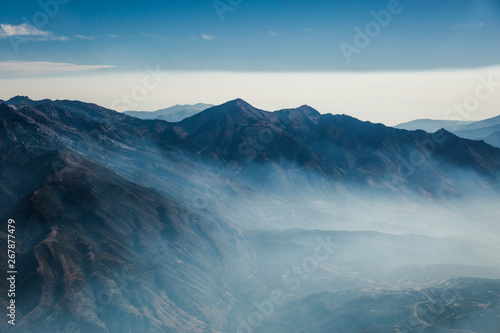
[0,0,499,125]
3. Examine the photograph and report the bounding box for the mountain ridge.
[124,102,214,122]
[2,96,500,332]
[396,114,500,148]
[3,97,500,198]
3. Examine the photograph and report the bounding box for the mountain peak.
[196,98,266,119]
[179,98,271,135]
[289,105,321,117]
[6,95,35,105]
[222,98,252,107]
[436,128,450,134]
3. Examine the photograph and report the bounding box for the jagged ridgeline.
[1,97,500,332]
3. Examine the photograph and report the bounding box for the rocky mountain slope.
[1,97,500,332]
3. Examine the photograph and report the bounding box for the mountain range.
[124,103,213,122]
[397,114,500,148]
[1,96,500,332]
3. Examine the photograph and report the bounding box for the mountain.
[1,97,500,332]
[125,103,213,122]
[395,119,473,132]
[459,114,500,131]
[5,95,37,105]
[2,97,500,198]
[397,115,500,148]
[482,130,500,148]
[251,278,500,332]
[0,150,251,333]
[175,99,500,197]
[454,115,500,148]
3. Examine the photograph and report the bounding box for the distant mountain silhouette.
[397,115,500,148]
[395,119,473,132]
[2,97,500,332]
[125,103,213,122]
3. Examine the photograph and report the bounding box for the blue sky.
[1,0,499,71]
[0,0,499,124]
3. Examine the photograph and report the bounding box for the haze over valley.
[1,96,500,332]
[1,0,500,331]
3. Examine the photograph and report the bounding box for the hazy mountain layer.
[1,97,500,332]
[125,103,214,122]
[397,115,500,148]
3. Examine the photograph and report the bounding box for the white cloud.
[0,23,70,41]
[269,30,278,37]
[0,24,50,37]
[52,36,71,41]
[201,34,215,40]
[74,34,95,40]
[0,61,115,75]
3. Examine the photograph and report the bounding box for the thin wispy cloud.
[0,23,69,41]
[452,22,484,30]
[0,24,50,37]
[269,30,278,37]
[0,61,115,75]
[74,34,95,40]
[142,33,171,40]
[201,34,215,40]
